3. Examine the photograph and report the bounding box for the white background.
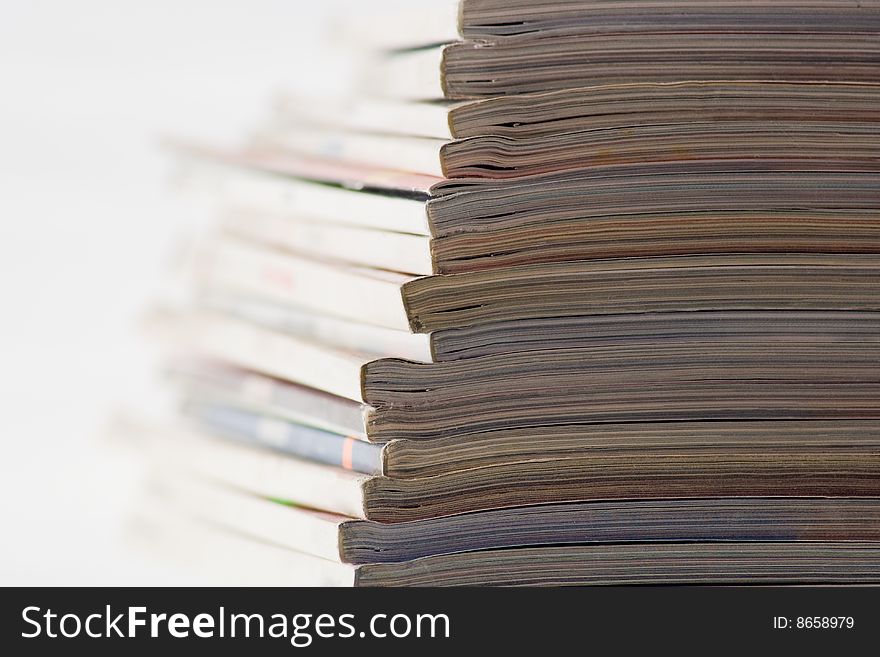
[0,0,370,584]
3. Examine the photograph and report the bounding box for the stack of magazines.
[139,0,880,586]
